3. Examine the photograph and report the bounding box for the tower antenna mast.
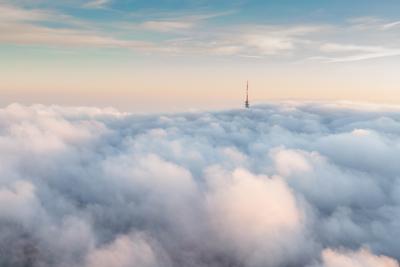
[245,80,250,108]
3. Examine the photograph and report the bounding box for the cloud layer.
[1,102,400,267]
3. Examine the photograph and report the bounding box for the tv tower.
[245,80,250,108]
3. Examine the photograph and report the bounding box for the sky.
[1,0,400,111]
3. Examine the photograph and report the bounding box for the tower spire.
[245,80,250,108]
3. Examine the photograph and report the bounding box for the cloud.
[1,102,400,266]
[161,25,325,57]
[317,43,400,62]
[206,168,311,267]
[348,17,400,31]
[85,234,163,267]
[0,22,152,49]
[0,181,39,224]
[347,16,384,30]
[83,0,111,9]
[320,43,384,53]
[127,10,236,33]
[382,21,400,30]
[0,3,156,50]
[221,25,324,56]
[315,248,399,267]
[137,20,195,32]
[310,17,400,62]
[0,3,53,22]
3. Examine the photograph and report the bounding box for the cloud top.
[0,102,400,267]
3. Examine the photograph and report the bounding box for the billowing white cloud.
[85,234,163,267]
[1,102,400,267]
[314,248,399,267]
[206,168,311,267]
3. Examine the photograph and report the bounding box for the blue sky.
[13,0,400,24]
[1,0,400,111]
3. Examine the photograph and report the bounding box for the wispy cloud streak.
[83,0,111,9]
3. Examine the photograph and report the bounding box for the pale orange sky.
[2,55,400,112]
